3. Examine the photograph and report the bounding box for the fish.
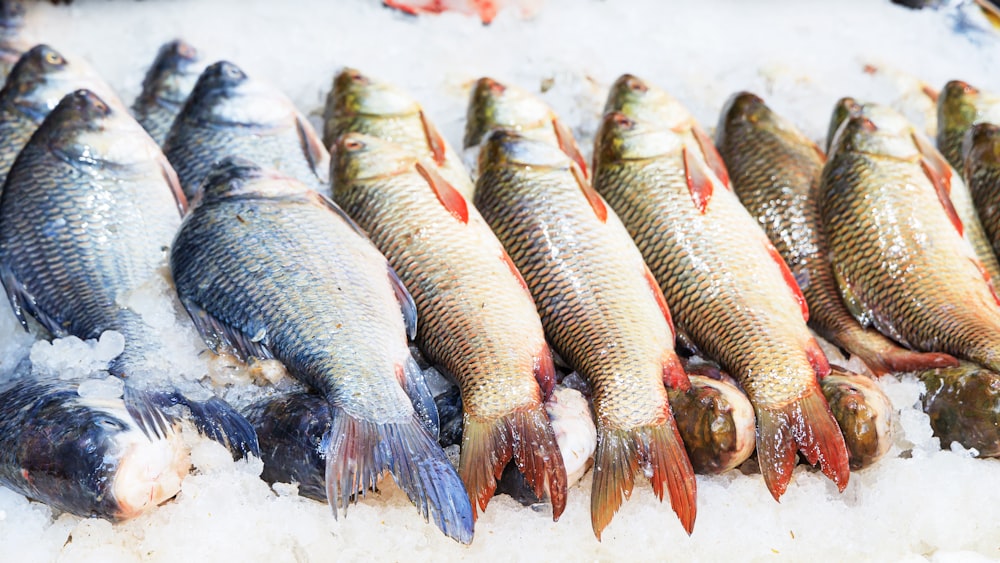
[163,61,329,200]
[937,80,1000,173]
[668,359,756,475]
[0,0,27,80]
[475,130,696,538]
[330,132,566,522]
[322,68,474,199]
[964,122,1000,259]
[463,77,587,176]
[0,89,257,458]
[820,368,894,470]
[827,97,1000,281]
[820,113,1000,373]
[132,39,205,145]
[0,366,189,521]
[592,75,849,501]
[716,92,956,375]
[170,157,473,544]
[0,44,121,189]
[918,360,1000,457]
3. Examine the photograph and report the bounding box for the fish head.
[4,45,118,120]
[825,97,865,152]
[604,74,689,130]
[43,89,163,167]
[184,61,292,127]
[331,67,420,119]
[464,77,554,149]
[141,39,203,106]
[478,128,571,173]
[0,0,24,32]
[593,111,681,168]
[16,393,188,520]
[963,122,1000,169]
[331,132,418,184]
[832,114,920,160]
[940,80,1000,130]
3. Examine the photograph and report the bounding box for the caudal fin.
[755,383,850,501]
[591,415,697,540]
[850,343,958,377]
[460,406,567,522]
[324,408,474,544]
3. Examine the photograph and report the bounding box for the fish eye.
[626,78,647,93]
[343,138,365,151]
[612,113,633,128]
[43,51,64,66]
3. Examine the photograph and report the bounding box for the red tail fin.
[460,406,567,521]
[755,383,850,501]
[590,412,697,539]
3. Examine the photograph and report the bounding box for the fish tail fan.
[756,382,850,501]
[460,405,567,522]
[847,339,958,376]
[590,414,697,540]
[324,407,474,545]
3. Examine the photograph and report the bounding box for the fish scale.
[965,123,1000,259]
[330,133,565,522]
[474,131,695,539]
[821,117,1000,371]
[717,93,955,375]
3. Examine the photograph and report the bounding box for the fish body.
[331,133,565,521]
[828,97,1000,281]
[463,77,587,176]
[717,92,955,375]
[323,68,474,199]
[474,130,695,538]
[963,122,1000,259]
[821,114,1000,372]
[132,39,205,145]
[163,61,329,200]
[937,80,1000,172]
[0,367,189,521]
[0,45,120,189]
[592,76,849,500]
[170,158,473,544]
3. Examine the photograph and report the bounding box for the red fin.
[500,248,530,295]
[642,264,675,337]
[682,147,713,214]
[920,157,963,237]
[460,407,567,522]
[419,110,447,165]
[325,409,474,543]
[971,257,1000,307]
[805,337,831,379]
[662,352,691,392]
[692,124,730,189]
[591,413,697,539]
[534,342,556,398]
[810,141,827,163]
[850,341,958,377]
[415,161,469,224]
[552,116,589,178]
[766,244,809,322]
[754,383,850,501]
[571,163,607,223]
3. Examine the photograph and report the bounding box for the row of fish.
[0,15,997,546]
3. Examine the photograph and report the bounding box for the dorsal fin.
[419,110,447,166]
[919,157,963,237]
[692,124,730,189]
[642,263,675,337]
[682,147,713,214]
[415,161,469,224]
[552,116,589,178]
[766,243,809,322]
[571,162,607,223]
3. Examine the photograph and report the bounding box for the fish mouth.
[111,429,190,520]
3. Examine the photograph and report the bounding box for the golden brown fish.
[937,80,1000,173]
[592,75,849,501]
[717,92,956,375]
[330,133,565,522]
[474,130,696,538]
[821,114,1000,373]
[918,360,1000,457]
[820,367,894,470]
[963,122,1000,260]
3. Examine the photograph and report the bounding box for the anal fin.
[398,356,440,437]
[533,342,556,398]
[0,264,69,336]
[179,297,274,362]
[662,351,691,392]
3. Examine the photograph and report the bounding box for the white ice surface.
[1,0,999,560]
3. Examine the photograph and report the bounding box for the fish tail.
[590,414,697,540]
[460,405,567,521]
[755,382,850,501]
[324,407,474,545]
[846,338,958,376]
